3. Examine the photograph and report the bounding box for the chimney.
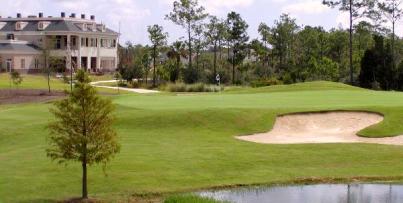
[81,14,85,19]
[17,13,21,18]
[38,12,43,18]
[90,15,95,20]
[70,13,76,18]
[61,12,65,18]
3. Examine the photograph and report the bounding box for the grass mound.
[225,81,364,93]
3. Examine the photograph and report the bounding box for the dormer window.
[15,22,22,30]
[97,24,106,32]
[15,22,28,31]
[82,23,87,31]
[38,21,50,31]
[90,24,96,32]
[38,22,44,30]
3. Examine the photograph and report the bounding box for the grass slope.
[1,81,403,202]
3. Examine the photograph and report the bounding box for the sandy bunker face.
[236,111,403,145]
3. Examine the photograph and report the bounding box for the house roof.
[0,19,118,35]
[0,42,41,54]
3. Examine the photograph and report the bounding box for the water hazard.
[198,184,403,203]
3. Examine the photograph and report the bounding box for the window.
[38,22,44,30]
[34,59,39,69]
[6,34,14,40]
[72,37,76,47]
[15,22,22,30]
[90,38,96,47]
[112,39,116,47]
[55,36,61,49]
[86,38,89,47]
[81,38,85,47]
[20,59,25,69]
[6,59,12,72]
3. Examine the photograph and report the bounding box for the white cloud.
[336,12,349,28]
[282,0,330,15]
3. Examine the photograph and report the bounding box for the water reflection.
[198,184,403,203]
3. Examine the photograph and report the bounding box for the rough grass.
[164,195,224,203]
[2,81,403,202]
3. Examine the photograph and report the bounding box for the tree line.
[118,0,403,90]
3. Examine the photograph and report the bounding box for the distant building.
[0,12,119,73]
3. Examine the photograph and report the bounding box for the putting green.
[1,81,403,202]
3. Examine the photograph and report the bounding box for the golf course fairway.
[2,81,403,202]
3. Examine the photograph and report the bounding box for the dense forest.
[118,0,403,90]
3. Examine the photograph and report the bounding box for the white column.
[66,34,72,72]
[96,38,101,72]
[87,57,91,72]
[77,36,82,69]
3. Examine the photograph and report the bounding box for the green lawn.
[0,73,125,94]
[2,81,403,202]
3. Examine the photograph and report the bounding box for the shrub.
[163,83,223,92]
[251,77,283,88]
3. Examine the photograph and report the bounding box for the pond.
[198,184,403,203]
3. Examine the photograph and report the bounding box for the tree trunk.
[392,20,395,71]
[218,39,222,60]
[48,72,51,93]
[349,0,354,84]
[188,23,192,69]
[82,160,88,199]
[153,46,156,87]
[232,51,235,84]
[46,54,51,93]
[213,41,217,81]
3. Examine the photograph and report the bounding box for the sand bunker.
[236,111,403,145]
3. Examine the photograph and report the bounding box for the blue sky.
[0,0,401,45]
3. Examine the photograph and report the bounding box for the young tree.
[226,12,249,84]
[42,36,56,93]
[10,70,23,90]
[47,69,120,199]
[323,0,375,84]
[114,71,122,94]
[165,0,208,70]
[148,24,168,87]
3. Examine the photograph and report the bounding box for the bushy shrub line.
[250,77,283,88]
[162,83,223,92]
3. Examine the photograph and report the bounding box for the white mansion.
[0,12,119,73]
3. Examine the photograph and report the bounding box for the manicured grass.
[0,73,69,90]
[0,73,127,94]
[2,81,403,202]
